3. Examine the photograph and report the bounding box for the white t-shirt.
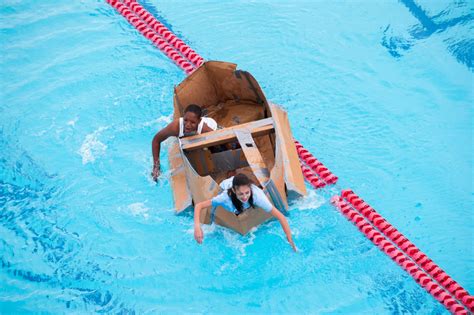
[178,117,217,138]
[211,177,274,214]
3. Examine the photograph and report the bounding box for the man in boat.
[151,104,217,181]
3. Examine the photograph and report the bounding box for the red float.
[300,161,326,189]
[122,0,204,67]
[341,189,473,312]
[331,196,469,314]
[106,0,195,74]
[294,140,338,184]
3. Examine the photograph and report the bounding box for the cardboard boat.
[168,61,307,235]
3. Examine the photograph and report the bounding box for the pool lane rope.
[331,195,470,314]
[299,160,326,189]
[335,190,474,313]
[105,1,473,313]
[121,0,204,67]
[295,140,338,187]
[106,0,197,73]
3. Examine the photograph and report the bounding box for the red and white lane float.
[121,0,204,67]
[105,1,472,313]
[294,140,338,185]
[106,0,196,74]
[339,189,474,313]
[332,192,473,314]
[300,160,326,189]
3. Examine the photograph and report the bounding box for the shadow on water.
[0,132,133,313]
[382,0,473,70]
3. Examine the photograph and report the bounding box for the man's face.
[183,111,200,134]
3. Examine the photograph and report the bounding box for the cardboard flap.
[168,139,193,213]
[269,103,307,198]
[214,206,273,235]
[235,129,270,187]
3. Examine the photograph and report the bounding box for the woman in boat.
[151,104,217,180]
[193,173,297,251]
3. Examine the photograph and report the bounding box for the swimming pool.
[1,0,472,313]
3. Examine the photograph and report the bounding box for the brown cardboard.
[168,61,307,235]
[269,103,308,198]
[168,138,192,214]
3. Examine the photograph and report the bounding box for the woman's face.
[183,111,200,134]
[233,185,252,203]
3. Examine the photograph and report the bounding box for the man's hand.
[151,164,160,181]
[194,226,204,244]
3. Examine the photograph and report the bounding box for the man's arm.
[151,120,179,181]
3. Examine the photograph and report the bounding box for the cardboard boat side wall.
[269,103,307,198]
[178,143,220,224]
[268,132,288,211]
[168,138,192,214]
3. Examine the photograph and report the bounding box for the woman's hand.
[194,226,204,244]
[193,199,212,245]
[151,164,160,181]
[288,237,297,252]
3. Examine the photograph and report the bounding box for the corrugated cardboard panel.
[214,206,272,235]
[267,129,288,212]
[269,103,307,199]
[235,129,269,186]
[168,138,192,213]
[179,144,220,223]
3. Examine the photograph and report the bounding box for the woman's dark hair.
[228,173,255,215]
[184,104,202,118]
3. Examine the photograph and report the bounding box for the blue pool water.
[1,0,472,313]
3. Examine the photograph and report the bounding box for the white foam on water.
[142,115,172,127]
[186,223,257,260]
[67,117,78,126]
[78,127,108,164]
[222,226,257,259]
[213,227,258,275]
[290,188,326,211]
[185,222,217,236]
[128,202,150,219]
[146,168,172,187]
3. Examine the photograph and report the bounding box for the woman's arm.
[194,199,212,244]
[270,207,297,252]
[151,120,179,181]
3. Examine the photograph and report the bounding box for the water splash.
[127,202,150,219]
[78,127,108,165]
[290,188,326,211]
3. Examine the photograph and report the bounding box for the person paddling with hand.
[151,104,217,181]
[193,173,297,252]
